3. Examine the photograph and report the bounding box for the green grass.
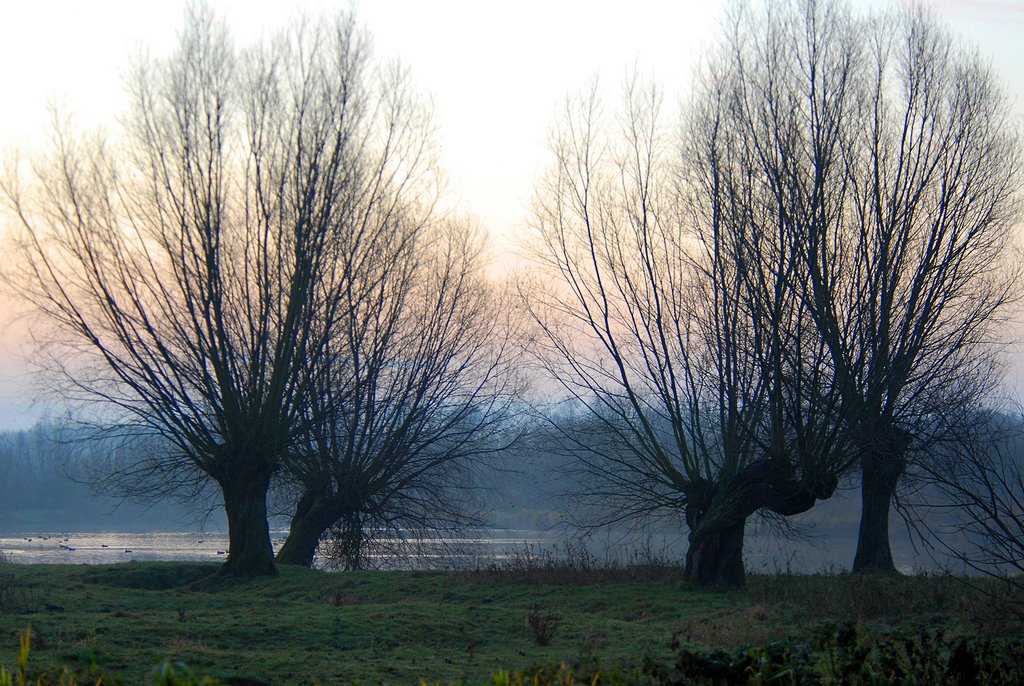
[0,561,1019,684]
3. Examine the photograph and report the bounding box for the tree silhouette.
[678,0,1021,573]
[528,0,1020,583]
[4,9,441,576]
[275,220,523,568]
[527,77,849,587]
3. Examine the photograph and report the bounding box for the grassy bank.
[0,560,1020,684]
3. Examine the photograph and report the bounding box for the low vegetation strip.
[0,562,1021,684]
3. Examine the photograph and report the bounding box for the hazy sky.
[0,0,1022,430]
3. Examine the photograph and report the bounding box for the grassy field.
[0,558,1020,684]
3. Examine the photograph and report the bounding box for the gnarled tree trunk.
[685,520,746,587]
[276,489,345,567]
[683,460,839,587]
[216,462,277,577]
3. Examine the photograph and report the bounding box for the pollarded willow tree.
[2,9,441,575]
[835,5,1021,572]
[704,0,1022,572]
[275,219,524,568]
[527,78,851,587]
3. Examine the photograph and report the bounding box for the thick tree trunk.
[684,519,746,588]
[852,449,905,573]
[276,490,341,567]
[680,459,839,588]
[217,467,277,577]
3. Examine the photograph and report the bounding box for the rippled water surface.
[0,531,250,565]
[0,530,928,573]
[0,530,552,568]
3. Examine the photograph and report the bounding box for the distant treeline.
[0,424,222,533]
[0,421,560,537]
[0,417,951,574]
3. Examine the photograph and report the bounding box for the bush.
[526,604,562,646]
[644,634,817,685]
[815,622,1024,686]
[641,623,1024,686]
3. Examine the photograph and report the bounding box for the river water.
[0,529,929,573]
[0,530,554,568]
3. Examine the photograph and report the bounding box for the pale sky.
[0,0,1022,430]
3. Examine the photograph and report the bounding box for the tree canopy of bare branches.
[705,0,1022,572]
[3,9,443,576]
[527,0,1021,585]
[274,220,524,568]
[527,76,850,587]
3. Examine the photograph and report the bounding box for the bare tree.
[804,4,1020,572]
[694,0,1021,573]
[919,407,1024,608]
[2,9,440,575]
[275,219,524,568]
[683,2,859,582]
[527,77,849,587]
